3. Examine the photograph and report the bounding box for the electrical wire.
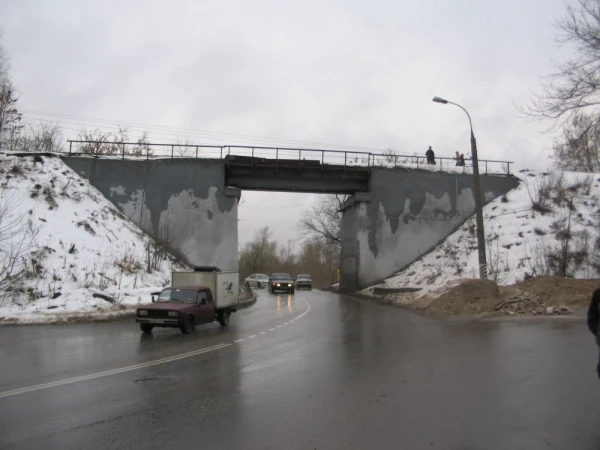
[21,109,385,152]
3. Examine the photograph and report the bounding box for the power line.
[21,109,385,153]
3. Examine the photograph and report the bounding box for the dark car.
[136,286,231,334]
[269,273,295,294]
[295,274,312,290]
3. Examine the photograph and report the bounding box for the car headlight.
[138,310,148,316]
[276,283,281,287]
[168,311,178,317]
[288,283,292,287]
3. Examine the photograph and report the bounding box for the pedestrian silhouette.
[425,146,436,165]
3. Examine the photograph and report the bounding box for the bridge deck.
[224,155,371,193]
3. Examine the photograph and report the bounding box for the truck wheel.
[140,324,154,334]
[180,315,195,334]
[218,310,231,326]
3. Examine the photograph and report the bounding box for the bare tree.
[0,32,23,153]
[299,195,345,245]
[551,113,600,171]
[78,129,112,155]
[19,123,63,153]
[174,136,195,157]
[0,189,42,301]
[131,131,152,157]
[238,226,279,280]
[525,1,600,123]
[0,81,22,152]
[522,0,600,171]
[278,240,297,274]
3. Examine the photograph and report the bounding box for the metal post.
[69,141,72,155]
[471,131,488,280]
[196,146,199,158]
[171,145,174,158]
[122,143,125,159]
[432,96,487,279]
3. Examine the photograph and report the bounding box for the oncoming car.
[269,273,295,294]
[295,274,312,290]
[244,273,270,289]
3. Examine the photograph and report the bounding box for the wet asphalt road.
[1,290,599,450]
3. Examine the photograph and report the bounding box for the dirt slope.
[382,277,600,318]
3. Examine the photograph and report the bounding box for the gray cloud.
[0,0,572,244]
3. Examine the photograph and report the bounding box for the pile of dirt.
[497,277,599,316]
[424,280,501,318]
[380,277,600,318]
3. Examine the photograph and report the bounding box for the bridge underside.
[224,156,370,194]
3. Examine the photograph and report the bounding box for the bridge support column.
[339,192,370,292]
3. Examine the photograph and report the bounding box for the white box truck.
[135,267,239,334]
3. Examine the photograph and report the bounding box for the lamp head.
[432,96,448,104]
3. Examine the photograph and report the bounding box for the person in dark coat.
[425,146,435,165]
[586,287,600,378]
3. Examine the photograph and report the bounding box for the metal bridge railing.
[63,140,514,175]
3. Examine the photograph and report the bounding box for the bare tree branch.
[522,0,600,128]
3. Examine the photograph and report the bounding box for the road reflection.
[276,294,294,312]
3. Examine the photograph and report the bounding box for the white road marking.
[0,343,231,399]
[268,328,274,331]
[234,339,244,343]
[259,331,266,335]
[0,299,313,400]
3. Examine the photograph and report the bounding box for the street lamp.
[432,96,487,280]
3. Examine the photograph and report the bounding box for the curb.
[237,291,257,309]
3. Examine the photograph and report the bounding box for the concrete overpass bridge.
[61,141,518,291]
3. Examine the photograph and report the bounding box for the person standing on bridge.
[425,146,436,165]
[586,286,600,378]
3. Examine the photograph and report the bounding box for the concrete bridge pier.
[339,169,519,292]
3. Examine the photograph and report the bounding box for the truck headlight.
[168,311,178,317]
[138,310,148,316]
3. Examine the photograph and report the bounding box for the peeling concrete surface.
[62,158,239,270]
[341,169,519,290]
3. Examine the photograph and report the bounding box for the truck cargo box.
[171,270,239,309]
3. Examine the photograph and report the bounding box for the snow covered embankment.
[365,170,600,315]
[0,154,185,323]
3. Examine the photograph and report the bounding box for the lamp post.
[432,96,487,279]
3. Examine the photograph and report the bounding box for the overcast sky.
[0,0,574,246]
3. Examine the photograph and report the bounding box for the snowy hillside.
[0,154,185,323]
[367,170,600,295]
